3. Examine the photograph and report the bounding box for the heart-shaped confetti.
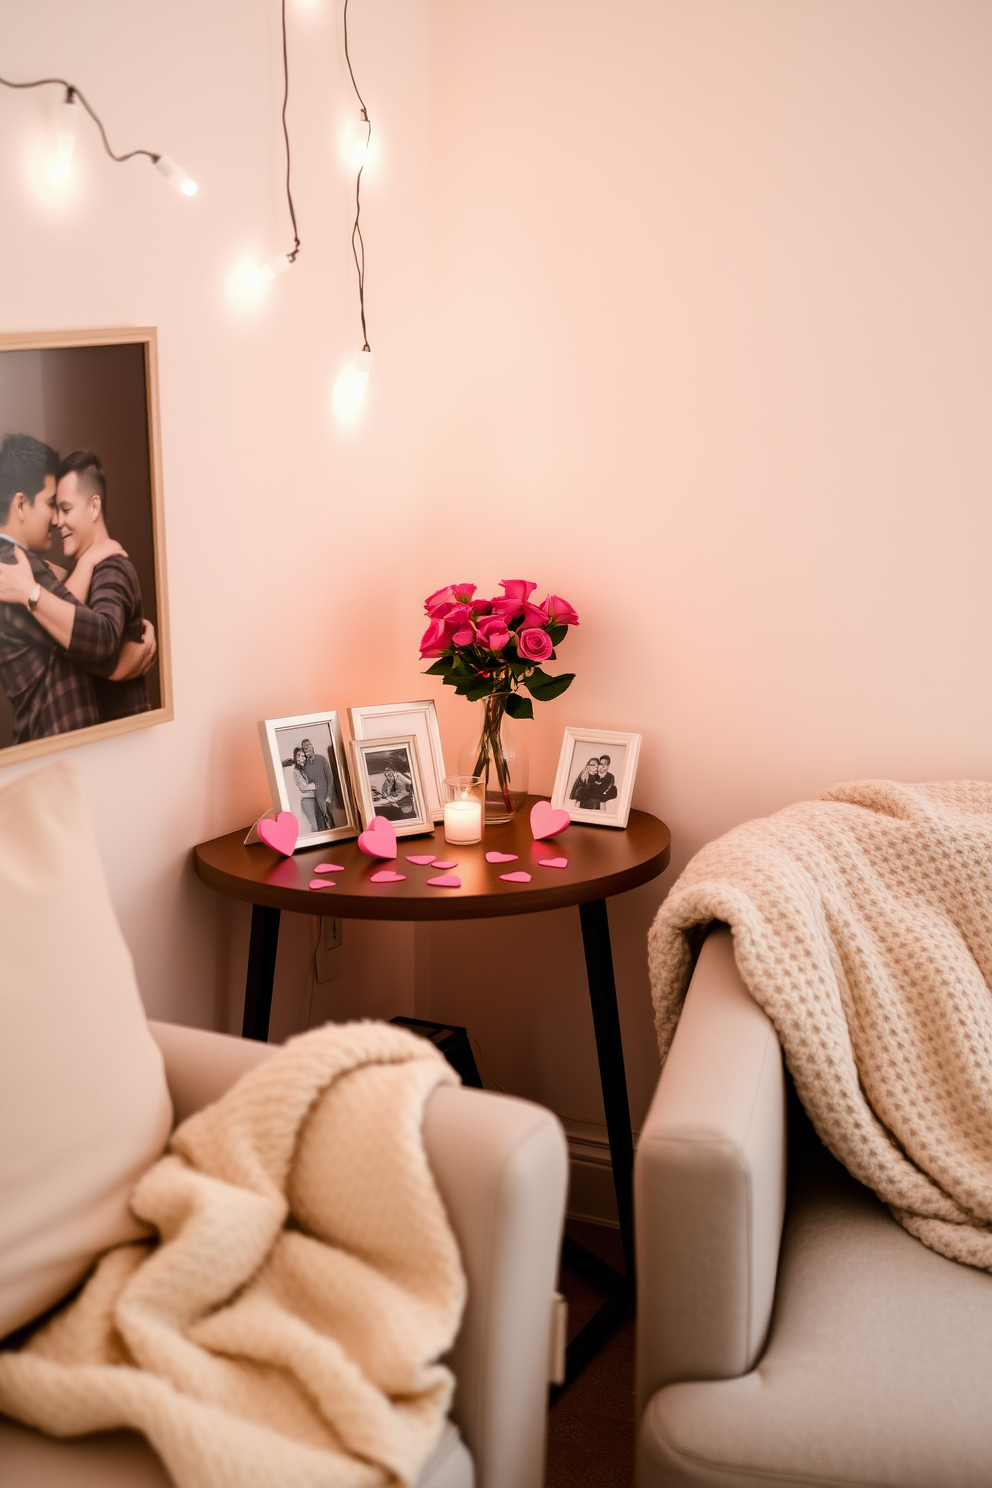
[486,851,518,864]
[427,873,461,888]
[406,855,436,866]
[357,815,397,859]
[308,879,336,890]
[257,812,299,856]
[530,800,570,840]
[539,857,568,869]
[431,860,458,870]
[314,863,344,873]
[370,870,406,883]
[499,871,532,883]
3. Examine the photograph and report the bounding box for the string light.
[335,0,373,422]
[0,73,196,195]
[244,0,301,289]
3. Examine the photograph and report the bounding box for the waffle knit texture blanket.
[648,779,992,1271]
[0,1021,465,1488]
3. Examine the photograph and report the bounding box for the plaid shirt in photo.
[0,540,123,743]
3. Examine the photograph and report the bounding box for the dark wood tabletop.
[194,796,671,922]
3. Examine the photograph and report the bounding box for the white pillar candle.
[443,798,483,845]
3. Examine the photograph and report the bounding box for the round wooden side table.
[194,797,671,1381]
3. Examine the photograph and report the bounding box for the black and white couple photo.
[568,752,619,812]
[277,726,348,836]
[0,334,168,759]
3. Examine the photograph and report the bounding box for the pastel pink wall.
[2,1,991,1163]
[0,0,434,1033]
[417,0,992,1141]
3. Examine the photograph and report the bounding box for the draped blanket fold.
[0,1021,466,1488]
[648,780,992,1270]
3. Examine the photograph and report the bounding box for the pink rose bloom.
[488,595,523,620]
[420,618,450,657]
[519,602,550,629]
[517,627,553,662]
[443,603,476,646]
[499,579,537,604]
[425,583,476,616]
[544,594,579,626]
[476,615,511,651]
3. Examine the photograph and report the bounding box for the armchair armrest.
[634,927,786,1411]
[149,1021,568,1488]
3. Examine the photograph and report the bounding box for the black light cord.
[279,0,301,263]
[0,73,160,164]
[344,0,371,352]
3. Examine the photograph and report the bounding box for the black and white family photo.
[364,744,419,822]
[568,749,623,813]
[0,332,169,760]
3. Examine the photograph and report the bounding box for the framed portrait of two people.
[0,328,171,764]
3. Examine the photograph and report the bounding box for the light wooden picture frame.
[0,327,172,764]
[348,733,434,838]
[551,726,642,829]
[258,710,360,848]
[348,699,447,821]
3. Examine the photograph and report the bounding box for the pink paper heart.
[530,800,570,841]
[539,857,568,869]
[499,871,532,883]
[427,873,461,888]
[486,851,518,864]
[431,860,458,870]
[370,869,406,883]
[258,812,299,856]
[406,855,437,866]
[313,862,344,873]
[357,815,398,859]
[308,879,336,890]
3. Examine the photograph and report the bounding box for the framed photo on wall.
[348,700,447,820]
[348,733,434,837]
[0,327,171,765]
[551,726,642,829]
[258,710,359,847]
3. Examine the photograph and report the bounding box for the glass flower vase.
[458,696,530,825]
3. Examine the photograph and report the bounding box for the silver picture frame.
[347,699,447,821]
[348,732,435,838]
[258,709,359,848]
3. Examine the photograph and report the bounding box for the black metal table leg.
[555,898,635,1393]
[578,898,636,1298]
[242,904,280,1041]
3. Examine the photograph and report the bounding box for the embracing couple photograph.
[0,433,157,746]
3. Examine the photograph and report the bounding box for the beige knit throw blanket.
[0,1021,465,1488]
[648,779,992,1271]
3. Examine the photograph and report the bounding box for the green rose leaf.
[424,658,452,676]
[548,623,568,645]
[466,681,497,701]
[504,693,534,720]
[525,670,575,702]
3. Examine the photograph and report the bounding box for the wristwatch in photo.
[27,584,41,614]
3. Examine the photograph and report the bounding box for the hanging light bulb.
[244,254,293,290]
[154,154,197,196]
[52,88,79,183]
[333,349,373,424]
[349,112,370,172]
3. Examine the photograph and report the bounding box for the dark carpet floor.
[546,1220,636,1488]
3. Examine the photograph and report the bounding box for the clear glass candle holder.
[442,776,485,845]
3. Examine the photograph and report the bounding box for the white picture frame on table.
[348,733,435,838]
[258,710,359,847]
[551,726,642,829]
[348,700,447,821]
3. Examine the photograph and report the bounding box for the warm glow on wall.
[333,350,373,424]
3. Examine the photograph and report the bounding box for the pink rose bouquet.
[420,579,578,716]
[420,580,579,818]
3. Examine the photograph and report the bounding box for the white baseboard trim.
[563,1118,638,1229]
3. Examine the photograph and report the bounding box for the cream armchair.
[1,1019,568,1488]
[634,926,992,1488]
